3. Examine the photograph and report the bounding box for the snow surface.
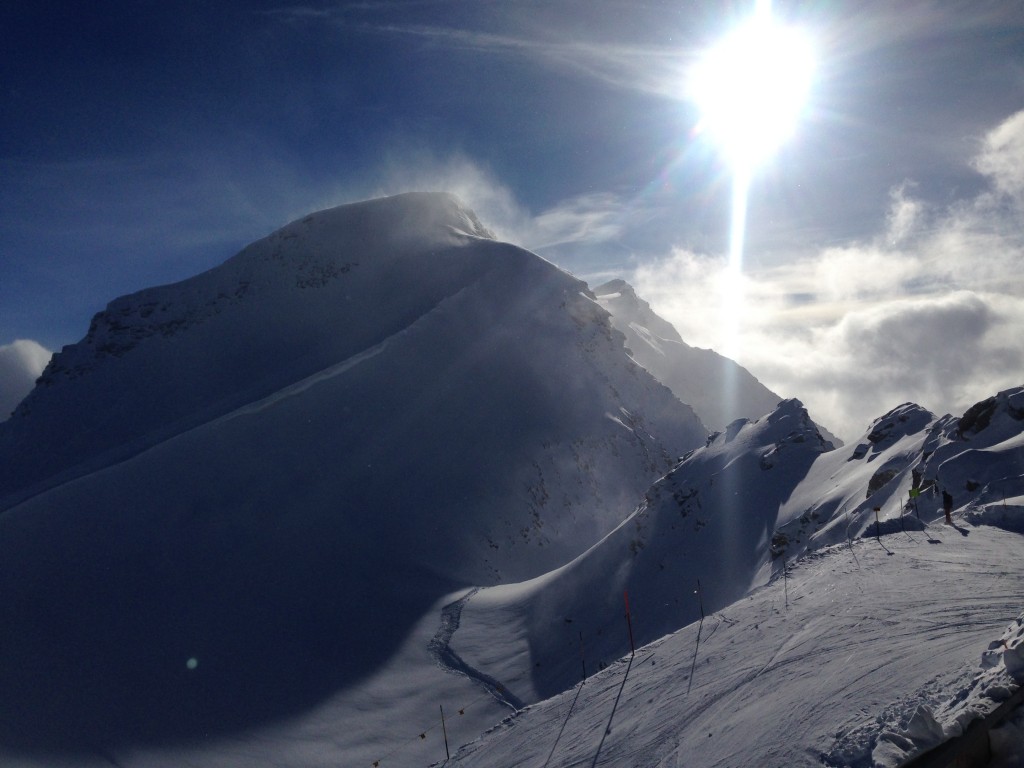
[447,526,1024,768]
[440,390,1024,760]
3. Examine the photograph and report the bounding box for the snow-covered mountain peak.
[31,193,494,384]
[591,277,846,444]
[593,278,684,347]
[244,191,495,261]
[956,386,1024,444]
[0,193,522,502]
[701,397,833,465]
[864,401,935,448]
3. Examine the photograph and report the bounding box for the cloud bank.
[632,110,1024,440]
[0,340,51,421]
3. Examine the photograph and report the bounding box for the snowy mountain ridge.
[592,277,845,444]
[0,192,711,759]
[0,192,1020,768]
[443,386,1024,767]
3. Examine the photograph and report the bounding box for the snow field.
[446,524,1024,767]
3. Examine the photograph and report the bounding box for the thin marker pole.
[782,555,789,611]
[624,590,635,657]
[440,705,450,761]
[579,630,587,682]
[687,580,706,695]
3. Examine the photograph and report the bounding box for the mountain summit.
[1,192,498,502]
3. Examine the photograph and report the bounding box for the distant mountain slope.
[593,278,842,445]
[0,193,706,752]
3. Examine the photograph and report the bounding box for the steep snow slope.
[0,193,706,755]
[594,278,838,441]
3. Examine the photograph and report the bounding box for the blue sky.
[2,1,1024,436]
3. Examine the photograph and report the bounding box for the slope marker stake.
[782,555,789,611]
[687,579,705,695]
[440,705,450,761]
[623,590,636,657]
[579,630,587,682]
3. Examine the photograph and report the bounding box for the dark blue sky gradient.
[3,1,1024,351]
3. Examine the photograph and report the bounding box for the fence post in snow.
[874,507,881,541]
[782,555,789,611]
[624,590,636,657]
[579,630,587,682]
[687,580,706,695]
[440,704,450,761]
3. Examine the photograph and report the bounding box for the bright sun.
[689,2,814,170]
[686,2,816,364]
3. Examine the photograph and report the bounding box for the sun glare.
[689,4,814,170]
[686,1,815,362]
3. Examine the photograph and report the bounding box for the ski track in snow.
[221,337,392,421]
[429,588,526,712]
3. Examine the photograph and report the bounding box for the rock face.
[0,193,706,751]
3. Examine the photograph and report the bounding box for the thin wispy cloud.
[266,4,693,100]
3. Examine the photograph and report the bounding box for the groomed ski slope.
[446,522,1024,767]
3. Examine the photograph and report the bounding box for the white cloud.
[632,110,1024,441]
[0,340,51,420]
[974,110,1024,201]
